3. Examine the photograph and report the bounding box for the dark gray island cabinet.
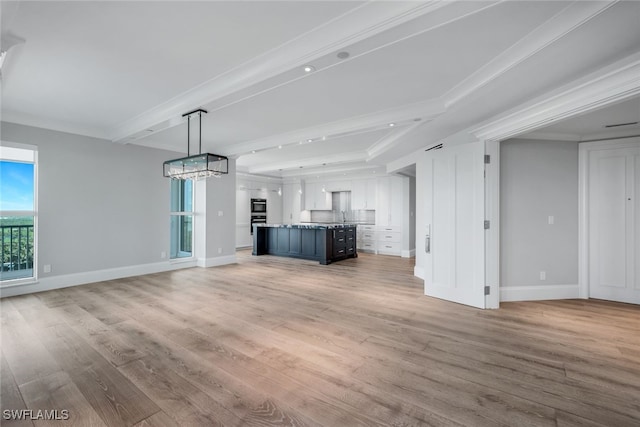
[252,224,357,264]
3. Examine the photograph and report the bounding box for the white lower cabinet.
[356,225,376,253]
[376,225,401,255]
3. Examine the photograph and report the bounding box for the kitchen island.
[252,223,357,264]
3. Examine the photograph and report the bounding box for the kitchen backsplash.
[307,210,375,224]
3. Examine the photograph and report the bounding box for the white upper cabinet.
[282,182,302,224]
[366,178,377,209]
[376,176,405,226]
[352,178,377,210]
[303,181,332,210]
[352,179,366,210]
[326,179,351,192]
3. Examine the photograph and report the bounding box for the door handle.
[425,225,431,254]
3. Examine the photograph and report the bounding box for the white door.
[587,141,640,304]
[423,141,486,308]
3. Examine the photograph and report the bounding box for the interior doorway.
[580,138,640,304]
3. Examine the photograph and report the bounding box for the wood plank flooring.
[1,250,639,426]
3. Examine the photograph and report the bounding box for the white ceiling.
[2,1,639,177]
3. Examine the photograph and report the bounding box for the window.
[0,144,37,284]
[170,179,193,259]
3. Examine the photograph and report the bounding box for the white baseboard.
[401,249,416,258]
[197,255,237,268]
[500,284,580,302]
[414,266,424,280]
[0,260,197,298]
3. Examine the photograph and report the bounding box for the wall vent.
[604,121,638,128]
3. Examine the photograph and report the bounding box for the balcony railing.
[1,224,34,281]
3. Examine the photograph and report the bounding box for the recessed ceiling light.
[299,141,303,145]
[337,51,350,59]
[251,150,256,154]
[322,136,327,141]
[303,65,315,73]
[307,139,313,143]
[388,123,396,127]
[278,145,282,149]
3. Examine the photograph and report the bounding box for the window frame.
[0,141,38,287]
[169,179,195,261]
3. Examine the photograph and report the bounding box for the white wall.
[500,138,579,301]
[0,122,188,296]
[414,154,426,279]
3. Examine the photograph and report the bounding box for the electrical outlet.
[160,251,166,259]
[218,210,223,217]
[43,264,51,273]
[548,215,554,225]
[218,248,222,254]
[539,271,546,281]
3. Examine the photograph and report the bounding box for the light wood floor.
[1,250,639,427]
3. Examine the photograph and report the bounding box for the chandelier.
[163,109,228,180]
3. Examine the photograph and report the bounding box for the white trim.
[196,255,237,268]
[484,140,500,309]
[518,131,581,142]
[367,123,423,161]
[110,2,451,143]
[500,284,580,302]
[519,130,640,143]
[0,260,196,298]
[472,52,640,142]
[414,266,424,280]
[401,249,415,258]
[578,141,590,299]
[577,136,640,300]
[231,99,445,158]
[443,1,615,108]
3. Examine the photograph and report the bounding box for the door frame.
[578,137,640,299]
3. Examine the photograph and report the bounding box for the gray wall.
[500,138,579,288]
[409,176,416,252]
[1,122,181,278]
[204,159,237,261]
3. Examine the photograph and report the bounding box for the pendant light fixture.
[163,108,228,180]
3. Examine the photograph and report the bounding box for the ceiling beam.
[110,1,451,143]
[247,150,367,174]
[472,51,640,141]
[227,98,446,157]
[442,0,618,108]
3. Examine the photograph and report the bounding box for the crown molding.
[514,131,581,142]
[472,51,640,142]
[109,1,454,143]
[442,1,617,108]
[366,122,423,160]
[1,109,110,140]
